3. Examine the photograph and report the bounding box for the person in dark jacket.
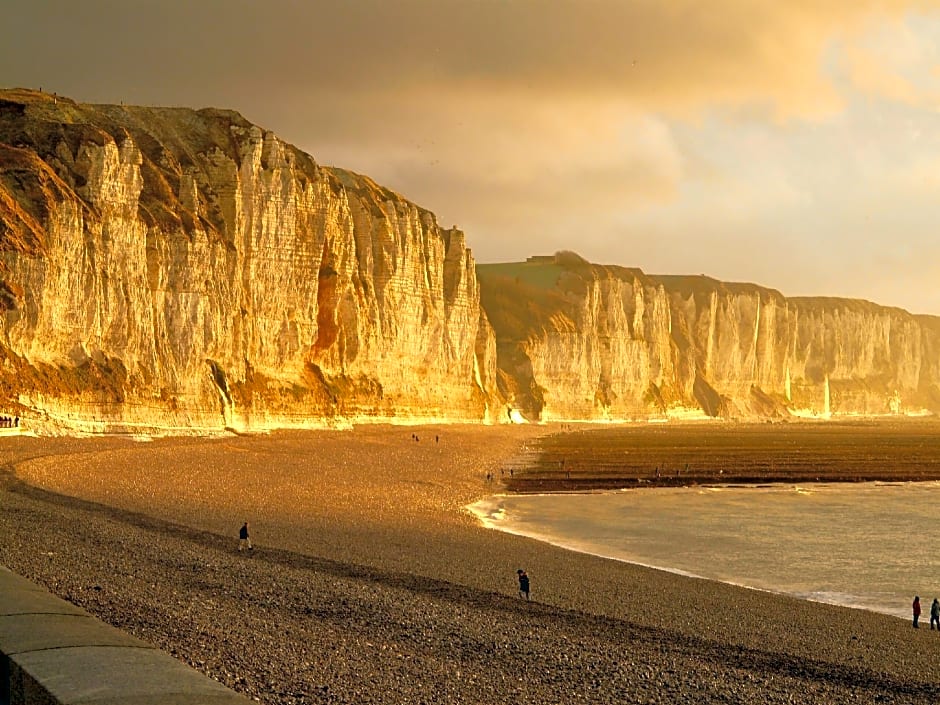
[238,521,252,551]
[517,569,530,601]
[913,596,921,628]
[930,598,940,630]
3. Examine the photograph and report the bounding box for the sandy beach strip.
[2,424,940,704]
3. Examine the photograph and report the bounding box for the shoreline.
[3,424,940,703]
[469,483,935,622]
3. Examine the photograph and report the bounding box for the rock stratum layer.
[0,89,499,431]
[1,89,938,432]
[479,253,940,421]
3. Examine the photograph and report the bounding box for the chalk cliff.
[2,89,938,432]
[478,253,940,421]
[0,89,500,431]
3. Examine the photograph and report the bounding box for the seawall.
[0,565,247,705]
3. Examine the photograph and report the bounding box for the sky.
[4,1,940,314]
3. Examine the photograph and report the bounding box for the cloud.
[837,13,940,106]
[315,93,682,207]
[4,1,932,114]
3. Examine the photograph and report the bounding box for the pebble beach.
[2,424,940,704]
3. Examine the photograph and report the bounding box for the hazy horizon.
[4,1,940,314]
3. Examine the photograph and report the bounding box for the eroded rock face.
[478,253,940,421]
[0,89,499,431]
[3,90,937,432]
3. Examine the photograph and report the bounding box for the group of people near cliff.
[0,415,19,428]
[912,596,940,629]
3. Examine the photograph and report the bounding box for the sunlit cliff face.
[1,90,939,434]
[0,90,501,433]
[478,254,940,422]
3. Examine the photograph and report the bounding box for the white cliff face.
[0,90,498,431]
[522,272,682,421]
[3,90,938,432]
[479,255,940,421]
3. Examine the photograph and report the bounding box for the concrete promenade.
[0,566,248,705]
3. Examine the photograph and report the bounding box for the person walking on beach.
[913,596,921,628]
[930,598,940,630]
[238,521,252,551]
[517,569,530,601]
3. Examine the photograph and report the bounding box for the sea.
[469,481,940,620]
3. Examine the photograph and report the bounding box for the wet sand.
[2,422,940,704]
[504,419,940,492]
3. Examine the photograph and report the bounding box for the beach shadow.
[3,467,939,700]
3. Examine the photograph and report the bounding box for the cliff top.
[0,88,447,248]
[478,250,940,343]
